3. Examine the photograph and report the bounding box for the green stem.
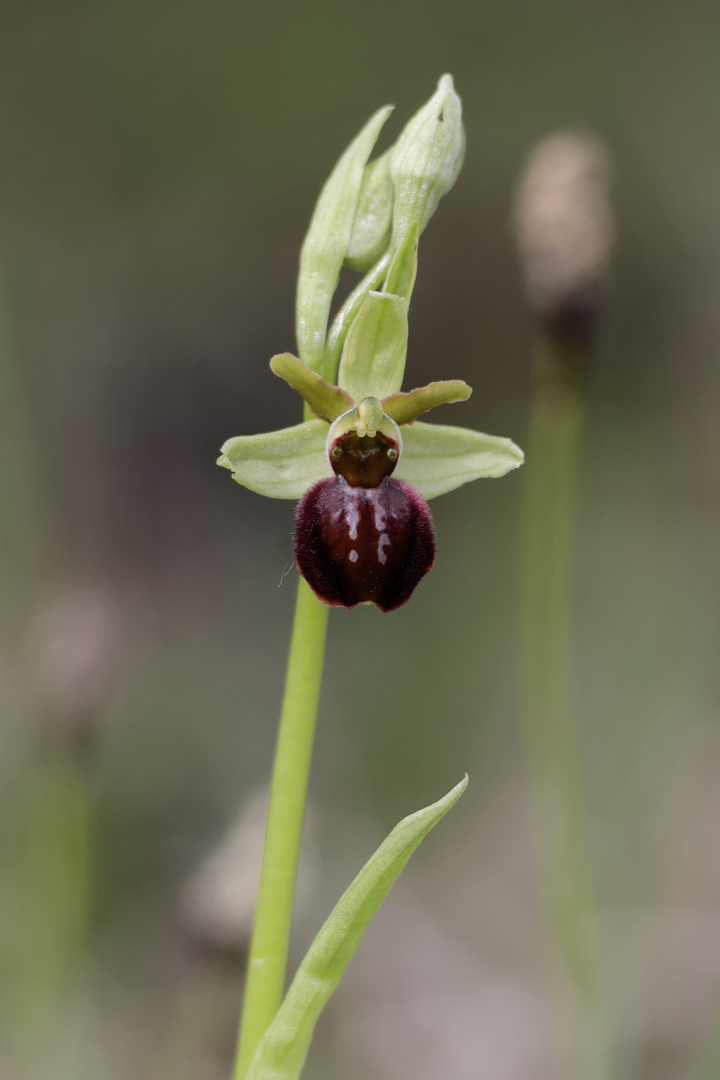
[233,577,329,1080]
[520,336,611,1080]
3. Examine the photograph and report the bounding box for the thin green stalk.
[234,577,329,1080]
[692,994,720,1080]
[520,336,611,1080]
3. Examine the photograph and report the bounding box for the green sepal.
[345,148,394,274]
[395,420,524,499]
[337,290,408,403]
[270,353,354,422]
[383,221,419,301]
[296,105,393,379]
[247,776,468,1080]
[382,379,472,425]
[218,420,329,500]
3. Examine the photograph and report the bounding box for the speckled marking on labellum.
[295,425,435,613]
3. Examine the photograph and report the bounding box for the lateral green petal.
[382,379,471,424]
[270,353,354,421]
[247,776,468,1080]
[218,421,330,500]
[296,105,393,380]
[395,420,524,499]
[338,290,408,403]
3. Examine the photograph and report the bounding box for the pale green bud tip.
[390,74,465,240]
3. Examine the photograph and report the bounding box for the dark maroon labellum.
[295,476,435,612]
[295,424,435,612]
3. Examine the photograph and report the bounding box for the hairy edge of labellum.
[294,476,435,613]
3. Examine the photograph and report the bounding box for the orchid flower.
[218,76,523,612]
[226,75,526,1080]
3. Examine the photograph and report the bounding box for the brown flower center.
[328,430,399,488]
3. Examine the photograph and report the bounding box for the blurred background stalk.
[0,265,93,1072]
[520,336,610,1080]
[516,131,614,1080]
[0,279,47,642]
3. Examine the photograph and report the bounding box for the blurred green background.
[1,2,720,1078]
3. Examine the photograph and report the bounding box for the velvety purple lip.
[294,476,435,613]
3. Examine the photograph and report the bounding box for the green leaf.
[270,353,354,421]
[345,148,394,274]
[296,105,393,379]
[395,420,524,499]
[337,290,408,403]
[247,776,468,1080]
[218,421,329,500]
[382,379,471,424]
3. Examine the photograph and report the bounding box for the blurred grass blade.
[247,775,468,1080]
[0,281,47,638]
[296,105,393,380]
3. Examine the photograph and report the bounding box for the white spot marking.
[377,533,390,565]
[349,549,359,563]
[345,502,359,540]
[373,500,387,534]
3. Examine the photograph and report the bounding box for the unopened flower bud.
[345,149,394,273]
[515,131,614,335]
[390,74,465,243]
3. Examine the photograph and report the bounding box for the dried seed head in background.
[514,131,614,339]
[180,785,317,957]
[29,588,121,754]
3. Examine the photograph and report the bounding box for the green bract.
[296,104,394,380]
[247,777,468,1080]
